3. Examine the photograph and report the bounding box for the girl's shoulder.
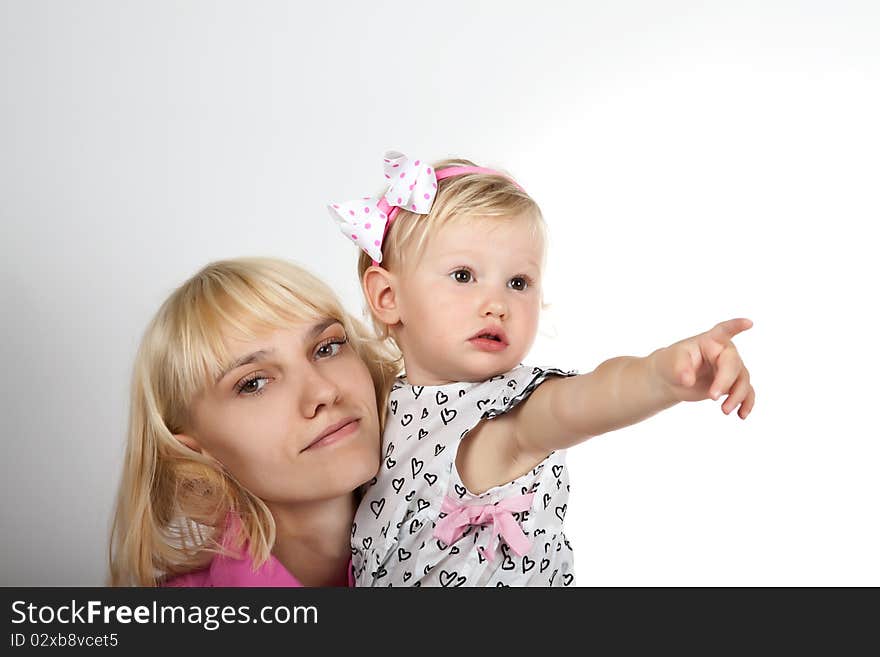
[475,364,578,420]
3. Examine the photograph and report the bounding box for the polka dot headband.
[328,150,523,265]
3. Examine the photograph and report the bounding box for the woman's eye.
[508,276,529,291]
[451,269,472,283]
[237,376,269,395]
[315,338,346,359]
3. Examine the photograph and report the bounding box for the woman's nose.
[298,365,342,418]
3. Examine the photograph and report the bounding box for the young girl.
[329,151,755,586]
[108,257,397,586]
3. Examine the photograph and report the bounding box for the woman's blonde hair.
[357,158,546,340]
[108,257,398,586]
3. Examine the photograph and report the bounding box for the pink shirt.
[162,516,354,587]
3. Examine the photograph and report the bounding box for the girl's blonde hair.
[357,158,546,340]
[108,257,398,586]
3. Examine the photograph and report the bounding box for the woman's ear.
[174,433,204,454]
[362,265,402,327]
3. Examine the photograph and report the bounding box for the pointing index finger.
[709,318,753,343]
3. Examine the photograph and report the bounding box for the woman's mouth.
[302,417,360,451]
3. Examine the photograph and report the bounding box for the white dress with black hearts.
[351,364,578,587]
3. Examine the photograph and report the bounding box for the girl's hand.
[651,318,755,418]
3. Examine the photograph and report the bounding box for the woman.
[108,257,398,586]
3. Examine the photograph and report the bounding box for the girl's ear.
[362,265,402,327]
[174,433,204,454]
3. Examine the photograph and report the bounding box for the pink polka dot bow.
[327,151,438,264]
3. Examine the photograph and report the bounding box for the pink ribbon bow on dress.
[433,493,535,562]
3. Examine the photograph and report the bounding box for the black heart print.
[439,570,466,587]
[441,408,457,425]
[563,573,574,586]
[361,364,576,586]
[362,537,372,549]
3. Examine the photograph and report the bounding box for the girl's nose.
[481,298,508,319]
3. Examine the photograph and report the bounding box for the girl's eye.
[508,276,529,291]
[451,269,472,284]
[315,337,347,359]
[236,375,269,396]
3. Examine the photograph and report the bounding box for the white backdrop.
[2,0,878,586]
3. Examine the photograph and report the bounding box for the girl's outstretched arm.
[512,318,755,459]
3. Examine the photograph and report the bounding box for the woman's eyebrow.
[215,320,341,383]
[307,318,341,339]
[216,349,274,383]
